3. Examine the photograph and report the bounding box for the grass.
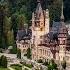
[0,67,9,70]
[22,62,33,68]
[11,64,22,70]
[23,63,33,68]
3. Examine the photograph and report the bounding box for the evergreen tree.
[17,14,27,29]
[47,59,58,70]
[49,0,61,26]
[7,30,14,46]
[17,48,21,59]
[0,55,7,68]
[0,0,9,48]
[10,45,17,54]
[11,13,18,40]
[3,16,15,48]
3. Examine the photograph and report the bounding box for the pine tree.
[3,16,15,48]
[7,30,14,46]
[17,48,21,59]
[0,0,9,48]
[0,55,7,68]
[17,14,26,29]
[49,0,62,26]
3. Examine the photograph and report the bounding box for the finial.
[61,0,64,21]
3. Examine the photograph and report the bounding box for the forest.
[0,0,70,48]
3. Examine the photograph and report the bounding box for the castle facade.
[16,1,70,64]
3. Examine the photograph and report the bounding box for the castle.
[16,0,70,64]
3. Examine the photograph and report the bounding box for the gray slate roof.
[16,29,32,41]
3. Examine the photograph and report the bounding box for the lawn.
[22,62,33,68]
[0,67,9,70]
[11,64,22,70]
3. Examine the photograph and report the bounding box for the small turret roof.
[36,1,42,12]
[60,0,64,21]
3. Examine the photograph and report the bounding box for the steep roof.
[16,29,32,41]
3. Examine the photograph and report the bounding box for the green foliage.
[0,0,70,49]
[0,68,9,70]
[10,45,17,54]
[0,0,10,48]
[47,59,58,70]
[0,0,15,48]
[23,63,33,68]
[49,0,61,26]
[26,48,31,59]
[6,30,14,47]
[17,14,27,29]
[11,64,22,70]
[17,48,21,59]
[0,55,7,68]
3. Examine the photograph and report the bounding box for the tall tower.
[31,0,50,60]
[58,0,68,62]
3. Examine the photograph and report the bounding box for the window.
[40,28,43,31]
[45,50,46,55]
[40,49,42,54]
[18,45,20,47]
[63,40,66,44]
[40,41,42,44]
[41,23,43,25]
[34,36,35,38]
[23,49,25,52]
[43,49,44,55]
[40,36,43,39]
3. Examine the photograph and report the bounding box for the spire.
[36,0,42,13]
[60,0,64,21]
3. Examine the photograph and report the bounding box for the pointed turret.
[35,0,43,19]
[60,0,64,21]
[58,0,68,62]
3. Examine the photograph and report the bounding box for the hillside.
[0,0,70,48]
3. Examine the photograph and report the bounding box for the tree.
[11,13,18,40]
[47,59,58,70]
[10,45,17,54]
[17,14,27,29]
[0,55,7,68]
[7,30,14,46]
[0,0,9,48]
[26,48,31,59]
[49,0,61,26]
[17,48,21,59]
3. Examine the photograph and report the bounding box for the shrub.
[0,55,7,68]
